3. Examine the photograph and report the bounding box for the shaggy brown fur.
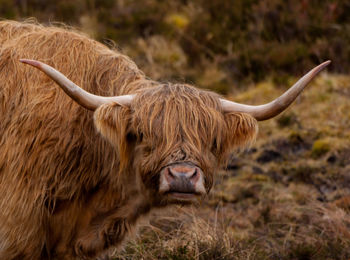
[0,20,257,259]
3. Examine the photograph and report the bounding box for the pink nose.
[167,165,198,181]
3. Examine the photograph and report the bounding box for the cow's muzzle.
[159,162,206,201]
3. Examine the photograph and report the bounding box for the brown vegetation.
[1,0,350,89]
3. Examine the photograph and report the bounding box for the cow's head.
[92,84,258,205]
[19,59,330,205]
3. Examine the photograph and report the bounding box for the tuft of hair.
[94,103,133,174]
[223,112,258,149]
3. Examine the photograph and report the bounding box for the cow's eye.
[126,132,138,143]
[212,138,218,150]
[138,133,144,142]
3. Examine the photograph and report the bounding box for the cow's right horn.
[220,60,331,121]
[20,59,134,111]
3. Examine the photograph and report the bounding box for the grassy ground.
[114,73,350,259]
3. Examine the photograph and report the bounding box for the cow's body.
[0,20,329,260]
[0,21,157,259]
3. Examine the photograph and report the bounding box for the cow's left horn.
[20,59,134,110]
[220,60,331,121]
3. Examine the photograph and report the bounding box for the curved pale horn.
[220,60,331,121]
[19,59,134,111]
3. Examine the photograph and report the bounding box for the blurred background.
[2,0,350,259]
[2,0,350,91]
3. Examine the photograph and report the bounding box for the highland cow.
[0,20,330,259]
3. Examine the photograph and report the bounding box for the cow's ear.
[94,103,132,168]
[223,112,258,150]
[94,103,131,145]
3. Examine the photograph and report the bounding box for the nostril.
[190,169,197,179]
[167,168,176,179]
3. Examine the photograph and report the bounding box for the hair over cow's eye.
[126,132,138,143]
[212,138,218,151]
[138,133,143,142]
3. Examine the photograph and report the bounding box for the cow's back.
[0,20,144,259]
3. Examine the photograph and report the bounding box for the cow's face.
[94,84,258,205]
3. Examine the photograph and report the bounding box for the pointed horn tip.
[317,60,331,70]
[19,59,42,68]
[313,60,331,70]
[320,60,331,67]
[307,60,331,78]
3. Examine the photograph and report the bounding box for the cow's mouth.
[166,190,200,199]
[164,190,201,202]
